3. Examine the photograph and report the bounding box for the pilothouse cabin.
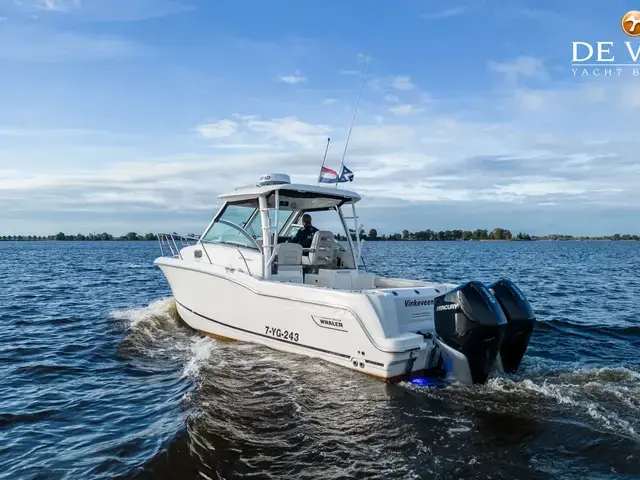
[196,173,374,290]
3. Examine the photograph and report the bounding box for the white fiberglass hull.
[155,257,438,381]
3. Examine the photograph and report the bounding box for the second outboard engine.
[433,281,507,384]
[487,279,536,373]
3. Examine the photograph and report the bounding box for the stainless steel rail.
[157,233,199,259]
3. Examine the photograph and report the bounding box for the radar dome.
[257,173,291,186]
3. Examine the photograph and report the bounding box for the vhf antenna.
[335,56,370,189]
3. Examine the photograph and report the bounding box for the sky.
[0,0,639,236]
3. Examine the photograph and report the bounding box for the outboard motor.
[433,281,507,384]
[487,279,536,374]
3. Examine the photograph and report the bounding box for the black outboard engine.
[487,279,536,373]
[433,281,507,384]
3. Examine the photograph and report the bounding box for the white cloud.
[278,71,307,84]
[512,88,547,110]
[244,116,330,149]
[391,76,415,90]
[489,56,548,83]
[322,98,337,105]
[195,115,331,150]
[195,120,238,139]
[34,0,80,12]
[389,104,424,116]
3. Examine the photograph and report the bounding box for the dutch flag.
[318,166,339,183]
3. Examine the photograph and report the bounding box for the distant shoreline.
[336,228,640,242]
[1,230,639,243]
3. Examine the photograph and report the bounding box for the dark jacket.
[291,224,318,248]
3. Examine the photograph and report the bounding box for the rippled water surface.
[1,240,639,479]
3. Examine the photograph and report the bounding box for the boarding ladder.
[340,202,365,268]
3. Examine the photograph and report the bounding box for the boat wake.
[110,296,640,447]
[403,362,640,444]
[109,297,215,383]
[108,297,640,479]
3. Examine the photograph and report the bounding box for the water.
[1,240,639,479]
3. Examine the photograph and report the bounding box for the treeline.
[3,228,640,242]
[0,232,161,241]
[335,228,640,242]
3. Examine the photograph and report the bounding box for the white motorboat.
[154,173,536,385]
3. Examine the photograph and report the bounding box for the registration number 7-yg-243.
[264,326,299,342]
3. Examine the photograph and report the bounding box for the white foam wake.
[110,297,216,381]
[109,297,179,330]
[486,370,639,441]
[405,364,640,443]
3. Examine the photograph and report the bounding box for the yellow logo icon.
[622,11,640,36]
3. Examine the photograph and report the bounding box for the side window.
[292,210,343,234]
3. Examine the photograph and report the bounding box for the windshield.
[221,204,256,227]
[200,203,295,250]
[201,204,260,250]
[201,219,260,250]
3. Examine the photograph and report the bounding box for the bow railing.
[157,233,200,259]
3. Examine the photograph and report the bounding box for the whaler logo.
[404,299,434,307]
[319,318,343,328]
[312,315,347,332]
[571,11,640,77]
[436,303,459,312]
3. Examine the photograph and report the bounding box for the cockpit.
[199,175,363,282]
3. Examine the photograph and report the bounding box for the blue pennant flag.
[338,166,354,183]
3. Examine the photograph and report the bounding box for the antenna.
[335,56,370,188]
[316,136,331,185]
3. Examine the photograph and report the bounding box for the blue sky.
[0,0,639,236]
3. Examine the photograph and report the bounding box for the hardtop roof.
[218,182,361,203]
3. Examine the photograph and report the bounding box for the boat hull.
[156,258,434,382]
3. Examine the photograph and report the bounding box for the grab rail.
[157,233,200,259]
[157,232,256,276]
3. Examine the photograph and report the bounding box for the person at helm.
[290,213,318,249]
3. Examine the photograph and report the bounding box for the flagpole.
[317,137,330,185]
[335,56,370,189]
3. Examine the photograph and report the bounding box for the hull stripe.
[175,299,385,367]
